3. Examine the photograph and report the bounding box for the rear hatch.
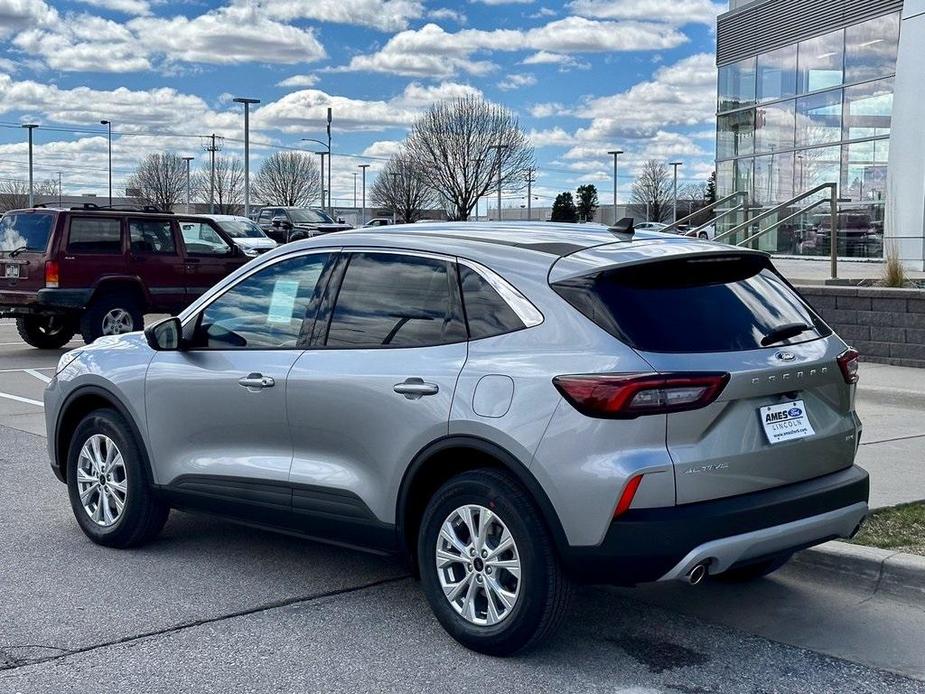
[1,210,57,300]
[551,248,859,504]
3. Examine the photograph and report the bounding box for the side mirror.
[337,217,346,224]
[145,316,182,351]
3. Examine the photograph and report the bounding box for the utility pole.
[57,171,62,207]
[202,134,224,214]
[471,156,485,221]
[607,149,623,225]
[670,161,683,223]
[525,168,536,221]
[100,120,113,206]
[182,156,194,213]
[390,171,400,223]
[326,107,332,211]
[233,97,260,218]
[487,144,508,221]
[22,124,38,208]
[358,164,370,225]
[317,152,327,210]
[353,172,357,209]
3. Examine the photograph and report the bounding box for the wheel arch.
[89,276,149,310]
[54,385,154,485]
[396,435,570,572]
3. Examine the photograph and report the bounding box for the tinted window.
[180,221,231,256]
[129,219,176,255]
[0,212,54,252]
[197,253,331,349]
[552,255,830,353]
[68,217,121,254]
[218,220,265,239]
[289,209,332,224]
[459,265,525,339]
[325,253,465,348]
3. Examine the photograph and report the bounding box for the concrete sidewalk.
[774,256,925,284]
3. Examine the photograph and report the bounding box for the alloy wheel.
[76,434,127,527]
[101,308,134,335]
[435,504,521,626]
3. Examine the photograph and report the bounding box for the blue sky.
[0,0,722,210]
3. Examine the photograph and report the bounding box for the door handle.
[393,378,439,399]
[238,373,275,390]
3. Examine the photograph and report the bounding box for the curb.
[792,540,925,605]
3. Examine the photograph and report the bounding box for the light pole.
[316,152,327,209]
[326,107,332,211]
[301,138,329,212]
[100,120,112,206]
[390,171,400,223]
[182,156,194,213]
[233,97,260,218]
[670,161,683,223]
[607,149,623,225]
[22,124,38,207]
[353,172,357,209]
[358,164,370,225]
[57,171,62,207]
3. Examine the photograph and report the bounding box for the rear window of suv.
[68,217,122,254]
[552,253,831,353]
[0,212,55,252]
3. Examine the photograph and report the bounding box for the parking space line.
[24,369,52,384]
[0,391,43,407]
[0,367,54,374]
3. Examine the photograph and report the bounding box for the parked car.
[363,217,394,227]
[0,206,247,348]
[802,213,883,257]
[255,207,351,243]
[634,221,670,232]
[681,224,716,240]
[45,221,867,655]
[198,214,277,257]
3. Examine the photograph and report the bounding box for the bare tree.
[196,156,245,214]
[0,178,60,211]
[404,95,534,221]
[370,152,439,223]
[631,160,673,223]
[252,152,321,207]
[127,153,188,211]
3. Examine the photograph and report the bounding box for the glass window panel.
[67,217,122,254]
[800,145,841,192]
[842,140,889,204]
[129,219,176,255]
[754,152,795,207]
[717,110,755,159]
[757,44,797,102]
[797,29,844,93]
[755,100,795,153]
[717,160,734,199]
[735,158,754,203]
[718,57,756,112]
[459,265,525,340]
[845,12,901,83]
[797,90,843,146]
[843,78,893,141]
[180,221,232,256]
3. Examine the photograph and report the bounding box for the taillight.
[44,260,59,288]
[837,348,860,384]
[552,372,729,419]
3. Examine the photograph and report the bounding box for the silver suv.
[45,222,869,655]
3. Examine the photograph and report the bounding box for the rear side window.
[0,212,55,252]
[129,219,176,255]
[459,264,525,339]
[552,254,831,353]
[67,217,122,254]
[325,253,466,348]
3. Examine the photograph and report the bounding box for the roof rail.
[69,203,168,213]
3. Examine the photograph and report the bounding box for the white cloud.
[528,127,573,147]
[498,73,537,90]
[276,74,320,88]
[568,0,723,26]
[529,7,557,18]
[76,0,151,16]
[236,0,424,31]
[0,0,57,38]
[361,140,404,158]
[428,7,466,23]
[471,0,533,4]
[338,18,687,77]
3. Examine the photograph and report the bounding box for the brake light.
[44,260,59,288]
[613,474,644,518]
[552,372,729,418]
[837,348,860,384]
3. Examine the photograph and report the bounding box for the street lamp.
[326,107,332,211]
[100,120,112,206]
[353,172,357,209]
[607,150,623,225]
[316,152,327,209]
[301,138,329,212]
[669,161,683,223]
[22,124,38,208]
[232,97,260,218]
[182,156,194,213]
[358,164,370,225]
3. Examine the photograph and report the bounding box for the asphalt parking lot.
[1,318,924,693]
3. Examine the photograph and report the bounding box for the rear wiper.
[761,322,811,346]
[6,245,29,257]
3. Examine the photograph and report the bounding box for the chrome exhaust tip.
[687,562,708,586]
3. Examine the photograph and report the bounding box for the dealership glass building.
[715,0,903,259]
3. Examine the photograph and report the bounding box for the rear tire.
[16,315,76,349]
[66,408,169,548]
[417,469,572,656]
[80,292,144,344]
[716,553,791,582]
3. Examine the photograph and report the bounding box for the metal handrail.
[660,191,748,234]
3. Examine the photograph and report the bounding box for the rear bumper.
[560,465,869,585]
[0,288,91,314]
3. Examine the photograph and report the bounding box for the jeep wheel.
[80,293,143,344]
[16,315,77,349]
[418,469,572,656]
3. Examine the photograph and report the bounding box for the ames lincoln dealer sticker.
[760,400,816,444]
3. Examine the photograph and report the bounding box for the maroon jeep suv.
[0,206,247,348]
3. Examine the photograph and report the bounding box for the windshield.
[288,208,333,224]
[218,220,265,239]
[1,212,55,252]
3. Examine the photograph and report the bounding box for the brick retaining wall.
[796,285,925,368]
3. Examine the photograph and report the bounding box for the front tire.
[16,315,76,349]
[418,469,571,656]
[80,292,144,344]
[66,408,169,548]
